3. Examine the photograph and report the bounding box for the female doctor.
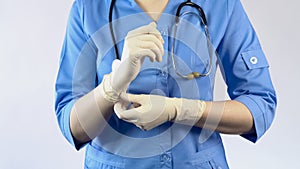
[55,0,277,168]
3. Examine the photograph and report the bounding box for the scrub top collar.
[125,0,176,25]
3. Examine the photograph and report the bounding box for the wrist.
[100,74,121,103]
[171,98,206,125]
[198,100,206,117]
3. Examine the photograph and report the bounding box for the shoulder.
[198,0,239,17]
[78,0,111,7]
[73,0,111,19]
[73,0,111,11]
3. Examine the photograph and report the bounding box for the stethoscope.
[109,0,214,80]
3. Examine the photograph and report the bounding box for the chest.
[84,0,228,47]
[84,0,229,97]
[134,0,169,12]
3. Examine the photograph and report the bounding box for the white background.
[0,0,299,168]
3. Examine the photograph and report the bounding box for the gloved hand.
[114,93,206,130]
[101,22,164,103]
[111,22,164,93]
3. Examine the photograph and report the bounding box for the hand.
[111,22,164,94]
[114,93,206,130]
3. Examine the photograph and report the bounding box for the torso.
[73,1,234,168]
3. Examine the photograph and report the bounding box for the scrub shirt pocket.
[185,141,229,169]
[85,158,124,169]
[190,153,219,169]
[84,144,125,169]
[190,155,227,169]
[192,161,215,169]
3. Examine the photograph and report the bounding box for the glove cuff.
[172,98,206,125]
[101,74,121,103]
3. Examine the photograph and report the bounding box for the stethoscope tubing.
[109,0,215,80]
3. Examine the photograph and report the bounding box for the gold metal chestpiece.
[187,72,200,80]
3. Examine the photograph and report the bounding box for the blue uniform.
[55,0,277,168]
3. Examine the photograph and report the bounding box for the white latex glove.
[111,22,164,94]
[114,93,206,130]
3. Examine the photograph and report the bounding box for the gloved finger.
[135,124,146,131]
[114,101,137,122]
[114,101,126,117]
[126,31,163,46]
[114,102,125,119]
[137,34,164,52]
[127,22,164,44]
[137,34,164,61]
[147,22,164,43]
[147,31,164,45]
[120,92,145,104]
[119,92,130,103]
[137,41,162,62]
[135,48,157,62]
[139,124,153,131]
[120,106,145,121]
[136,122,155,131]
[115,93,140,110]
[114,102,144,122]
[128,22,157,35]
[149,21,157,28]
[112,59,121,72]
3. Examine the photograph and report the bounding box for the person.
[55,0,277,168]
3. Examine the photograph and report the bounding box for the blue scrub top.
[55,0,277,168]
